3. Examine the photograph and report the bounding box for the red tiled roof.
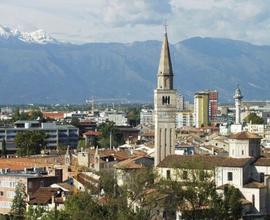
[114,156,148,169]
[0,155,65,171]
[157,155,251,169]
[43,112,64,119]
[29,187,64,205]
[254,157,270,166]
[229,132,261,140]
[83,131,102,137]
[244,181,266,189]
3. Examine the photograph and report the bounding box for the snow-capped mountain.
[0,25,57,44]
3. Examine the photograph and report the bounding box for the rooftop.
[254,156,270,166]
[29,187,64,205]
[157,155,251,169]
[229,132,261,140]
[114,156,154,169]
[244,181,266,189]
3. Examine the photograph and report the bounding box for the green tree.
[98,121,124,148]
[29,110,43,121]
[70,117,80,127]
[10,183,26,219]
[223,185,242,219]
[12,109,30,122]
[15,131,46,156]
[25,205,46,220]
[127,108,140,127]
[244,113,264,124]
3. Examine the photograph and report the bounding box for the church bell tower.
[154,28,177,167]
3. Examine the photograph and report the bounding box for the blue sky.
[0,0,269,44]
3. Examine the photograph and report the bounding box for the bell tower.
[154,28,177,167]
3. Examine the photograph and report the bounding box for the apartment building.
[0,120,79,151]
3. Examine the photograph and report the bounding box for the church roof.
[157,155,251,169]
[254,156,270,166]
[114,156,154,169]
[229,131,261,140]
[244,181,266,189]
[157,32,173,77]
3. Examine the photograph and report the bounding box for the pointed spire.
[158,30,173,77]
[157,26,174,90]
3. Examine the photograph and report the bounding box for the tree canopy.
[15,130,46,156]
[98,121,124,148]
[10,183,26,219]
[244,113,264,124]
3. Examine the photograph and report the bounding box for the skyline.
[0,0,269,44]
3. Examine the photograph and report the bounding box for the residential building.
[140,109,153,125]
[208,90,218,122]
[176,111,194,128]
[194,92,209,128]
[0,170,59,214]
[0,120,79,151]
[176,93,185,111]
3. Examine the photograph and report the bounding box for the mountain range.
[0,25,269,104]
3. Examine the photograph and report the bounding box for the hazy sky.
[0,0,270,44]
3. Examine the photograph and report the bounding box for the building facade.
[194,92,209,128]
[0,121,79,151]
[176,111,194,128]
[208,90,218,122]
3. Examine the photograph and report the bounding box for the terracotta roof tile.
[0,155,64,171]
[114,156,154,169]
[244,181,266,189]
[83,131,102,137]
[29,187,62,205]
[157,155,251,169]
[229,132,261,140]
[254,157,270,166]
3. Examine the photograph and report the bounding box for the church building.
[154,31,270,218]
[154,28,177,167]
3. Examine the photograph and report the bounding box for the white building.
[231,86,244,133]
[176,111,194,128]
[157,131,270,217]
[176,93,185,112]
[140,109,153,125]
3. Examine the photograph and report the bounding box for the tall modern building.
[194,92,209,128]
[208,90,218,122]
[154,30,177,167]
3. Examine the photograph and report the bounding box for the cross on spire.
[164,21,168,34]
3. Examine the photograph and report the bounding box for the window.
[183,171,188,180]
[242,150,244,155]
[162,96,170,105]
[0,191,3,196]
[227,172,233,181]
[260,173,265,183]
[252,194,255,207]
[166,170,171,180]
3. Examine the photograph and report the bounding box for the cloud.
[0,0,269,44]
[101,0,171,27]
